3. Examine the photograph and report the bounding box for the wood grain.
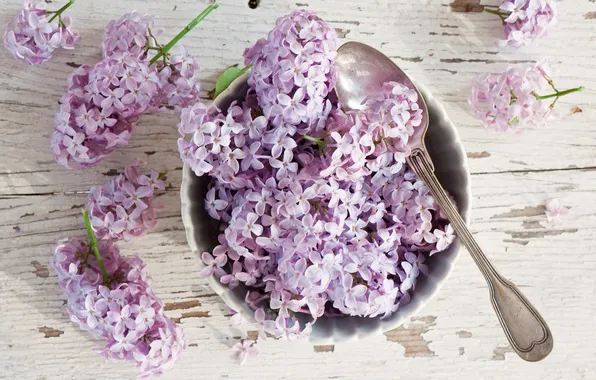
[1,0,595,379]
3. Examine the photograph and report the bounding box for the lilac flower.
[232,340,258,365]
[485,0,557,48]
[470,60,583,132]
[51,236,186,378]
[4,0,80,65]
[87,162,165,241]
[545,198,569,225]
[244,10,339,129]
[200,251,227,277]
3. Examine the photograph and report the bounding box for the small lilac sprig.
[470,60,583,132]
[52,5,217,169]
[51,211,186,378]
[87,162,166,241]
[4,0,80,65]
[102,6,218,112]
[484,0,557,48]
[244,10,340,131]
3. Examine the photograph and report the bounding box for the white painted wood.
[1,0,595,379]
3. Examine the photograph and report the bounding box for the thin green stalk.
[535,86,584,100]
[303,134,325,146]
[48,0,75,23]
[149,4,219,65]
[82,210,110,285]
[484,8,508,22]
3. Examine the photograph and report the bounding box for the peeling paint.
[503,239,529,246]
[247,331,259,341]
[103,169,120,177]
[38,326,64,338]
[172,311,210,323]
[456,330,472,338]
[20,212,34,218]
[314,345,335,353]
[188,343,198,347]
[335,28,349,39]
[585,12,596,19]
[328,20,360,26]
[507,228,578,240]
[459,347,465,355]
[509,160,527,165]
[522,220,544,230]
[467,151,491,159]
[31,260,49,278]
[492,206,545,219]
[440,58,532,64]
[492,345,514,360]
[571,106,583,114]
[163,300,202,311]
[66,62,81,68]
[384,316,437,357]
[450,0,483,12]
[396,56,424,63]
[70,204,84,209]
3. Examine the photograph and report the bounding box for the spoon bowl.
[335,41,427,153]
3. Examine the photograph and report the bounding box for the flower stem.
[82,209,109,285]
[303,134,325,146]
[149,4,219,65]
[48,0,75,23]
[484,8,508,22]
[535,86,584,100]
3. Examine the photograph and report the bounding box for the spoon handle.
[407,149,553,362]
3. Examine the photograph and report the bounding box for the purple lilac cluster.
[87,162,166,241]
[243,10,339,130]
[52,9,209,169]
[52,237,185,378]
[469,60,583,132]
[4,0,79,65]
[179,88,452,340]
[102,12,201,112]
[51,53,161,168]
[493,0,557,48]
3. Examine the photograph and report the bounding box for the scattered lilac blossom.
[51,237,186,378]
[485,0,557,48]
[231,340,258,365]
[545,198,568,225]
[4,0,80,65]
[102,12,202,113]
[52,7,216,169]
[244,10,339,130]
[51,53,160,168]
[87,162,166,241]
[470,60,583,132]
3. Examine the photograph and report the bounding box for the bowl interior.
[180,74,471,343]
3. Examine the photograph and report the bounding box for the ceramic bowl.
[180,73,471,344]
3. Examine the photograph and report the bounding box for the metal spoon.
[334,41,553,362]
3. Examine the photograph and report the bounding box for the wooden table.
[1,1,595,379]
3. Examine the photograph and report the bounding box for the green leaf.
[209,64,252,100]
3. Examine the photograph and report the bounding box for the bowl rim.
[180,72,472,343]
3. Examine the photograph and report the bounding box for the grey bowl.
[180,73,471,344]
